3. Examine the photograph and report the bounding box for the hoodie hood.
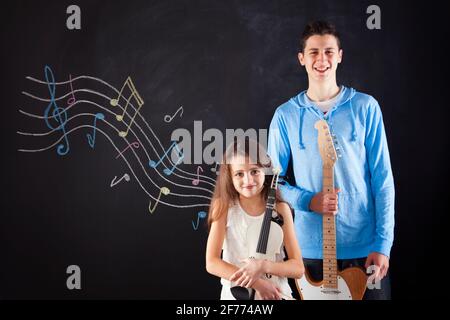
[293,85,356,109]
[289,86,358,149]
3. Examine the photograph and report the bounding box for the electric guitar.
[295,120,367,300]
[231,169,294,300]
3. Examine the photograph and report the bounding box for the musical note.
[163,143,184,176]
[110,173,131,187]
[192,166,204,186]
[110,76,144,138]
[164,106,183,123]
[67,74,76,106]
[43,65,70,156]
[115,141,140,159]
[149,141,184,176]
[192,211,207,230]
[149,187,170,214]
[211,162,220,175]
[87,113,105,149]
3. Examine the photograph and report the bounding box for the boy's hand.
[309,188,340,215]
[365,252,389,282]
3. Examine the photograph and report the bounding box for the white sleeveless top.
[220,202,292,299]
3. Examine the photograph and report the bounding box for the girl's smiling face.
[229,155,265,199]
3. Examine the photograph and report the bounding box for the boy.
[268,21,394,299]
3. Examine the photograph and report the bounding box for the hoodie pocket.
[294,210,323,248]
[335,191,374,246]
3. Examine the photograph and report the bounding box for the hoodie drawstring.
[349,98,358,142]
[299,108,305,149]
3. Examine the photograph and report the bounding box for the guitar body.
[244,220,289,300]
[296,266,367,300]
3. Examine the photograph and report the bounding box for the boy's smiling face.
[298,34,343,82]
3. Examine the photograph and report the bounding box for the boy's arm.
[268,109,315,212]
[365,99,395,258]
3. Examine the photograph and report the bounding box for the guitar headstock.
[314,120,341,168]
[270,166,281,190]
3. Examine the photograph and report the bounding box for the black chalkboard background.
[1,0,444,299]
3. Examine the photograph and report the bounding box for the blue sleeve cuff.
[279,184,315,212]
[370,239,393,258]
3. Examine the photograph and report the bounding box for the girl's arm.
[230,202,304,287]
[205,211,240,279]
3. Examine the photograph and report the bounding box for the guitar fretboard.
[322,165,338,289]
[256,189,276,254]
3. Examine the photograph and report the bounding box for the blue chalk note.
[192,211,207,230]
[87,113,105,149]
[149,141,184,175]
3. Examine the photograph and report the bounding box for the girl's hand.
[229,258,267,288]
[253,279,281,300]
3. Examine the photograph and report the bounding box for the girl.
[205,138,304,300]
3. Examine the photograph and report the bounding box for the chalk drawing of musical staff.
[149,187,171,213]
[43,65,70,156]
[164,106,183,123]
[67,74,76,106]
[87,113,105,149]
[23,74,218,185]
[110,173,131,187]
[192,166,204,185]
[192,211,207,230]
[116,141,140,159]
[20,72,217,210]
[110,76,144,138]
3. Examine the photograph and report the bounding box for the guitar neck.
[322,165,338,289]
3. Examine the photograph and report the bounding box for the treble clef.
[43,65,70,156]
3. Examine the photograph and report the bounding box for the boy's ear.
[298,52,305,66]
[338,49,343,63]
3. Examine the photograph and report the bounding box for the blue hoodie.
[268,86,395,259]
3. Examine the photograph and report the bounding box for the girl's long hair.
[207,137,283,229]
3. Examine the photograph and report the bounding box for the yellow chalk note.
[148,187,170,214]
[110,76,144,137]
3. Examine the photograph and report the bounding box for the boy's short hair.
[300,20,341,52]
